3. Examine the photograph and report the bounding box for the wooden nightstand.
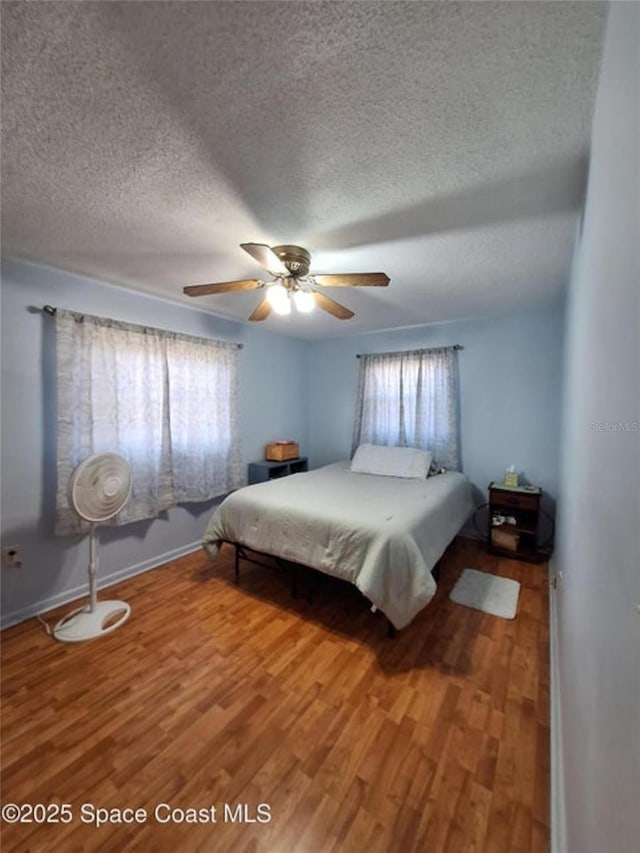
[488,482,544,562]
[248,457,308,485]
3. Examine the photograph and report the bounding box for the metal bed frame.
[226,539,444,637]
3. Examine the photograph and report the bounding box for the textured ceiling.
[1,1,606,339]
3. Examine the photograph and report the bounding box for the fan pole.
[52,453,132,642]
[88,523,98,612]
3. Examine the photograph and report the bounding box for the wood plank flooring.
[0,538,550,852]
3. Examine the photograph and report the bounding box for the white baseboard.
[549,555,567,853]
[0,540,203,631]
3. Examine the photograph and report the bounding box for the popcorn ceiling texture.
[1,1,606,338]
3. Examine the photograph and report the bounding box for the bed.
[203,458,474,630]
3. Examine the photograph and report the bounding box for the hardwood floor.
[0,538,550,852]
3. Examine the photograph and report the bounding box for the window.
[352,347,460,470]
[54,310,243,534]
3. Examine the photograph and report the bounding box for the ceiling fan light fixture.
[293,290,315,313]
[266,282,291,315]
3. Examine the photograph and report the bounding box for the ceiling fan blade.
[240,243,289,276]
[183,279,262,297]
[313,291,355,320]
[248,298,272,322]
[313,272,390,287]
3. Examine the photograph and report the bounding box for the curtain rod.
[356,344,463,358]
[41,305,244,348]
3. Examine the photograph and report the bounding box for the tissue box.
[504,471,519,487]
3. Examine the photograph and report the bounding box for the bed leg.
[307,570,314,604]
[291,563,298,599]
[234,545,240,583]
[387,619,397,639]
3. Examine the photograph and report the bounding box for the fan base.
[53,600,131,643]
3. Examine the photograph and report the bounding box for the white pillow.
[350,444,433,479]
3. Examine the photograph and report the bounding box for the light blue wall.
[0,258,309,626]
[554,4,639,852]
[1,257,565,627]
[307,303,565,528]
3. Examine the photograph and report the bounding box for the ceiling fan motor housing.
[272,245,311,277]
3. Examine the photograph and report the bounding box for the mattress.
[203,461,473,629]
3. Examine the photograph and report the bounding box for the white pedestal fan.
[53,452,132,643]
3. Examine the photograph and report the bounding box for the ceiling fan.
[183,243,390,321]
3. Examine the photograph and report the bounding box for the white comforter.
[203,462,473,629]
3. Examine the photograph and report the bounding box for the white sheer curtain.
[167,334,242,503]
[55,310,243,534]
[352,347,461,470]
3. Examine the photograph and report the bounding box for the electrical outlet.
[2,545,22,569]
